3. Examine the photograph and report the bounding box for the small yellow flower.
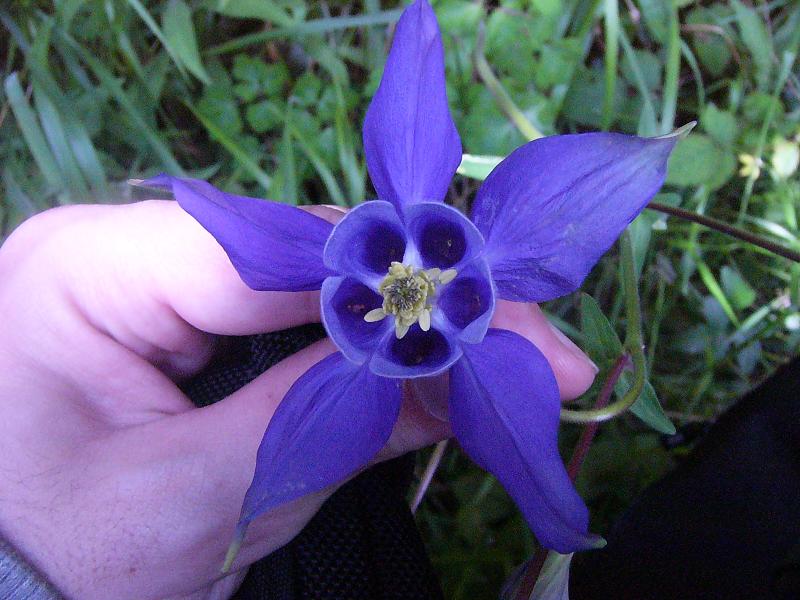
[738,153,763,179]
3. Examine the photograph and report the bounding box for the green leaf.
[456,154,503,181]
[245,99,282,133]
[720,266,757,311]
[701,103,737,147]
[732,0,773,91]
[686,6,732,77]
[211,0,294,25]
[232,55,288,101]
[666,134,736,189]
[638,0,668,42]
[618,378,676,435]
[580,293,623,363]
[163,0,211,84]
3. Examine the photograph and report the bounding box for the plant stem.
[647,201,800,262]
[516,353,629,599]
[561,231,646,424]
[474,22,543,141]
[566,353,630,480]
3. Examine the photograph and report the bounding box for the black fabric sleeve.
[0,536,62,600]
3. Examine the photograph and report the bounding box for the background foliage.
[1,0,799,597]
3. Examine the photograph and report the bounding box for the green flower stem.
[647,201,800,263]
[561,230,646,424]
[473,23,543,142]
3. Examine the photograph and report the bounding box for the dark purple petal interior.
[143,174,333,291]
[370,326,462,379]
[362,0,461,212]
[324,201,406,284]
[449,329,602,553]
[471,133,677,302]
[404,202,484,270]
[438,275,493,329]
[239,352,402,526]
[322,276,389,364]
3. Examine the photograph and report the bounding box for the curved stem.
[647,201,800,263]
[561,230,646,424]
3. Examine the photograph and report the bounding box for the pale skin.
[0,200,598,600]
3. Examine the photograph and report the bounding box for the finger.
[0,201,346,378]
[490,300,598,400]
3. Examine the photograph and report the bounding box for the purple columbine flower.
[141,0,679,563]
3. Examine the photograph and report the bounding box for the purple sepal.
[144,174,333,292]
[239,351,402,525]
[449,328,603,553]
[362,0,461,212]
[471,133,677,302]
[321,276,391,364]
[404,202,484,270]
[323,201,406,288]
[434,259,495,345]
[370,327,462,379]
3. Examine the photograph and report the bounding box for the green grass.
[2,1,800,598]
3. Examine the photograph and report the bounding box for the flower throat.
[364,262,456,339]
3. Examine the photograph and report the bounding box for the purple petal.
[239,352,401,525]
[321,276,391,364]
[471,133,677,302]
[449,328,602,552]
[434,259,495,344]
[370,326,462,379]
[323,200,406,287]
[404,202,484,270]
[144,174,333,291]
[363,0,461,212]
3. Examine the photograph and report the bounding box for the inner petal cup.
[322,277,390,364]
[436,260,495,344]
[324,201,407,288]
[404,202,484,270]
[370,326,463,379]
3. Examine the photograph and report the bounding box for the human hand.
[0,199,597,599]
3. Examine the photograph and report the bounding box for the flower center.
[364,262,457,339]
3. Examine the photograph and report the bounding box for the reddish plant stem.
[515,353,631,600]
[566,354,631,481]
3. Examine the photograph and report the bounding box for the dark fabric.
[0,537,62,600]
[570,357,800,600]
[180,325,444,600]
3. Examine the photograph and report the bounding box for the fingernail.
[547,321,599,374]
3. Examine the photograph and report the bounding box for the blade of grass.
[4,72,62,191]
[206,9,404,55]
[660,0,680,134]
[33,82,89,197]
[2,166,39,217]
[695,258,741,327]
[182,100,272,191]
[123,0,188,79]
[474,22,543,141]
[601,0,619,130]
[163,0,210,84]
[53,26,185,174]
